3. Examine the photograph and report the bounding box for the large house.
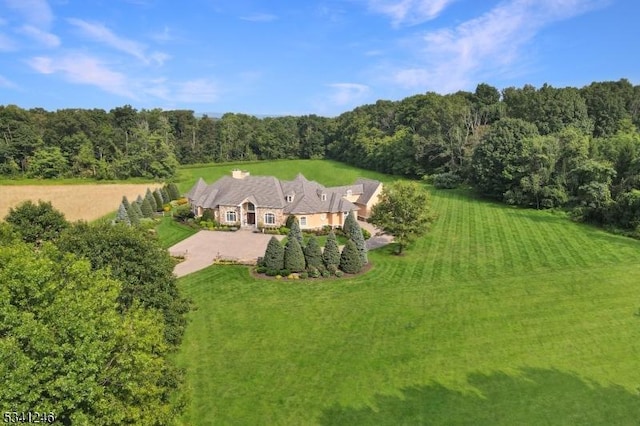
[186,169,383,230]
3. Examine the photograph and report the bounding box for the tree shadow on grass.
[319,368,640,425]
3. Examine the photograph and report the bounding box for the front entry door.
[247,212,256,225]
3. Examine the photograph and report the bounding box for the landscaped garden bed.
[253,212,370,281]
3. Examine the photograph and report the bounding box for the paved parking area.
[169,230,284,277]
[169,221,392,278]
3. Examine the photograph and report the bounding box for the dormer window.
[286,195,294,203]
[321,193,327,201]
[346,189,352,196]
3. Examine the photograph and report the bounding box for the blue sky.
[0,0,638,116]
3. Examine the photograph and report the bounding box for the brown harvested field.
[1,184,162,222]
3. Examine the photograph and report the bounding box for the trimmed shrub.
[339,239,363,274]
[131,201,143,220]
[256,265,267,274]
[176,197,188,205]
[279,269,291,277]
[285,215,297,228]
[299,272,308,279]
[122,195,132,212]
[145,188,157,212]
[265,269,279,277]
[343,211,367,264]
[322,230,340,267]
[433,172,462,189]
[161,187,171,204]
[153,189,164,211]
[303,236,323,269]
[140,197,154,218]
[174,205,194,222]
[115,202,130,225]
[167,183,180,201]
[287,217,303,247]
[263,236,284,271]
[321,270,331,278]
[307,267,320,278]
[283,237,305,272]
[334,270,344,278]
[361,228,371,240]
[326,264,338,275]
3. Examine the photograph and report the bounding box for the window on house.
[286,195,293,203]
[264,212,276,225]
[321,193,327,201]
[346,189,352,196]
[300,216,307,227]
[225,211,237,223]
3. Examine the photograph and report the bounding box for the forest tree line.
[2,78,640,230]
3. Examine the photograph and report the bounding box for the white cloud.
[0,74,18,89]
[19,25,60,48]
[364,0,456,26]
[389,0,604,91]
[4,0,54,27]
[143,77,219,103]
[174,79,219,103]
[239,13,278,22]
[327,83,370,105]
[67,18,168,65]
[28,53,134,97]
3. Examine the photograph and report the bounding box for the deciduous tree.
[5,200,69,244]
[369,181,434,254]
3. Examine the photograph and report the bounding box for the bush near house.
[339,239,363,274]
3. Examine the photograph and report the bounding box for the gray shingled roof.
[354,178,382,205]
[187,173,377,214]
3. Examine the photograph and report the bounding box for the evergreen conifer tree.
[161,187,171,204]
[284,237,305,272]
[153,189,164,211]
[303,235,323,269]
[344,211,368,264]
[140,197,154,218]
[145,188,157,212]
[132,199,143,219]
[115,202,130,225]
[322,230,340,267]
[167,183,180,200]
[263,236,284,271]
[339,239,363,274]
[288,216,303,247]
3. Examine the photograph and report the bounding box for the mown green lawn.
[155,215,198,248]
[174,161,640,425]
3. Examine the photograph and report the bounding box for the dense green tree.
[370,181,434,254]
[339,239,363,274]
[0,241,181,424]
[303,235,323,269]
[322,230,341,267]
[5,200,69,244]
[284,237,305,272]
[57,222,189,346]
[263,236,284,271]
[471,118,539,199]
[28,146,69,178]
[343,211,367,264]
